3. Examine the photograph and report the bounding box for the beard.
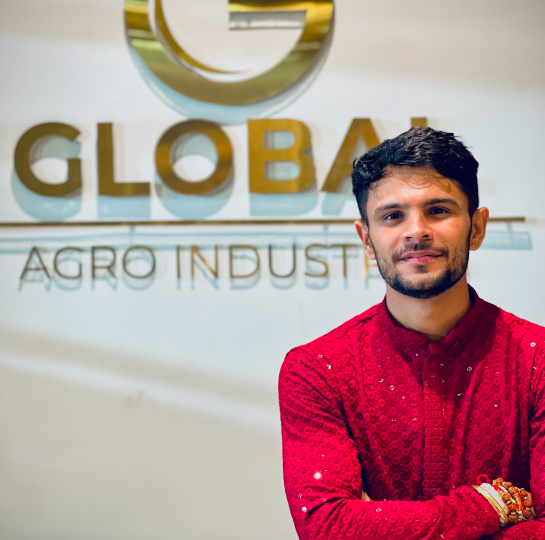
[372,232,471,299]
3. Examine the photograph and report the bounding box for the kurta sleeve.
[484,345,545,539]
[279,348,500,540]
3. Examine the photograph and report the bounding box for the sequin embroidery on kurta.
[279,289,545,540]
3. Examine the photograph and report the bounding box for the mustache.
[392,243,449,263]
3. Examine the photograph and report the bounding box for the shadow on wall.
[250,191,319,216]
[11,131,82,221]
[97,196,151,219]
[481,228,532,250]
[321,182,352,216]
[155,174,234,220]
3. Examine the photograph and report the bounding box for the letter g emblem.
[124,0,335,124]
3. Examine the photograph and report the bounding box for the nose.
[403,211,433,244]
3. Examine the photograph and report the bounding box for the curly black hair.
[351,127,479,224]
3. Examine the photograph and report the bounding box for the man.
[279,127,544,539]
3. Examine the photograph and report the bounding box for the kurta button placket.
[422,344,447,499]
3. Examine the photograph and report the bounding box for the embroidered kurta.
[279,289,545,540]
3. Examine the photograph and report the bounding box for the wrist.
[473,475,536,527]
[472,485,508,527]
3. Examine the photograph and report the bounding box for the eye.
[429,207,449,215]
[384,212,403,221]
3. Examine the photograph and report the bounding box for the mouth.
[399,251,443,265]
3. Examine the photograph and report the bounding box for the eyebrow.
[373,198,461,215]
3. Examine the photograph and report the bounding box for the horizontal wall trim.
[0,217,526,228]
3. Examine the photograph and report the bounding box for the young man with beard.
[279,127,544,540]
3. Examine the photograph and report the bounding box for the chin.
[404,278,440,291]
[401,269,442,282]
[402,269,450,287]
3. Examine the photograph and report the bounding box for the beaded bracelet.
[474,475,535,526]
[492,477,534,524]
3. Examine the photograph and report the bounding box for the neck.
[385,277,471,342]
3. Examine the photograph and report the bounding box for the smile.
[399,251,442,265]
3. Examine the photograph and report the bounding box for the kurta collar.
[377,286,485,357]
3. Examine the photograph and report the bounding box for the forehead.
[367,166,467,209]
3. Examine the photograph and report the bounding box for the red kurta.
[279,289,545,540]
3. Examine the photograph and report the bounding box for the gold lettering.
[191,245,219,279]
[122,246,156,279]
[14,123,82,197]
[91,246,116,279]
[304,244,329,278]
[176,245,182,280]
[125,0,334,107]
[97,123,150,196]
[411,117,428,127]
[268,245,296,278]
[363,252,378,279]
[54,247,83,279]
[331,244,360,278]
[248,119,315,193]
[321,119,380,193]
[20,247,50,280]
[156,120,233,195]
[229,245,260,279]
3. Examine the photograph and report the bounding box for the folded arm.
[482,345,545,539]
[279,348,500,540]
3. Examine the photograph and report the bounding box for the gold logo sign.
[124,0,335,123]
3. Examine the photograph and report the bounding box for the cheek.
[370,232,398,259]
[436,220,470,248]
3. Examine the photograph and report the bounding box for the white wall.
[1,0,545,538]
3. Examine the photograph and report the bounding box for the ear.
[355,219,376,260]
[469,207,489,251]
